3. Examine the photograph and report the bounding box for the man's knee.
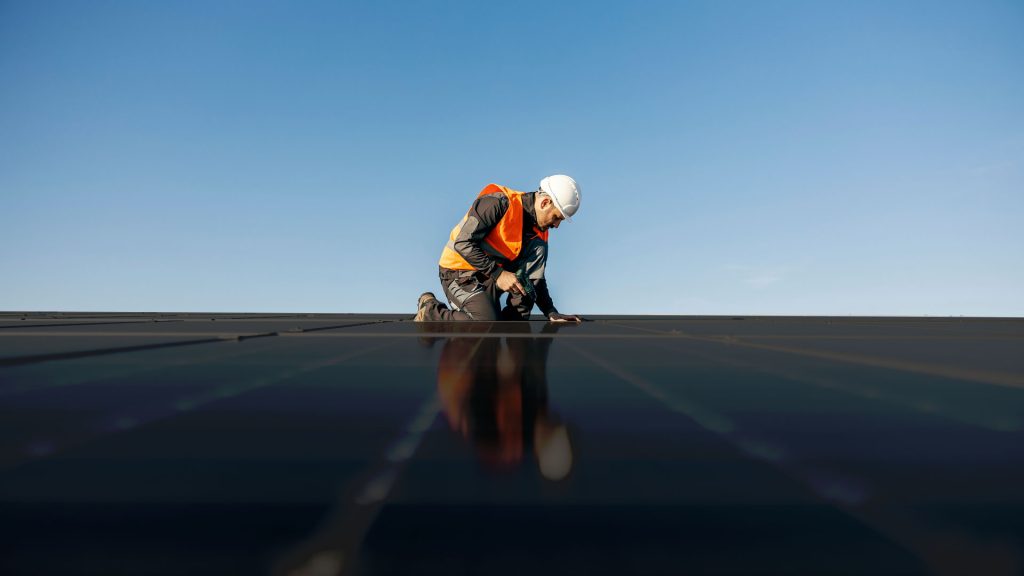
[462,296,500,321]
[501,303,533,321]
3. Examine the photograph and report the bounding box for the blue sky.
[2,0,1022,316]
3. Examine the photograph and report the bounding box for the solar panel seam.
[0,336,259,367]
[0,321,409,366]
[602,321,1024,390]
[645,339,1023,433]
[0,320,180,330]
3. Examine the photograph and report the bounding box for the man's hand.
[548,312,582,324]
[496,270,525,295]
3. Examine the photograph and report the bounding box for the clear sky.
[2,0,1022,316]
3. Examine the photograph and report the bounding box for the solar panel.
[1,314,1022,574]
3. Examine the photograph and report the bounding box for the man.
[415,175,583,323]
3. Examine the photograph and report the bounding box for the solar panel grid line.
[0,324,396,338]
[163,340,401,413]
[602,321,1024,390]
[0,320,405,367]
[0,314,150,320]
[645,340,1023,434]
[0,313,410,324]
[0,339,399,471]
[0,331,283,338]
[8,327,1007,336]
[562,339,1018,575]
[561,339,879,521]
[0,333,300,399]
[289,320,396,333]
[638,316,1020,327]
[594,331,1024,480]
[2,314,1017,322]
[566,341,839,469]
[0,337,235,368]
[605,323,1024,434]
[681,335,1019,573]
[272,396,443,576]
[0,320,399,336]
[278,331,701,339]
[2,344,437,518]
[0,320,179,330]
[731,335,1024,340]
[724,339,1024,390]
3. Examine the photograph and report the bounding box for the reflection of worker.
[436,323,573,480]
[275,323,575,576]
[415,175,583,323]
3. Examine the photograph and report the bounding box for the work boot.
[414,292,438,322]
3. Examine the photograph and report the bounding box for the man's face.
[537,196,566,230]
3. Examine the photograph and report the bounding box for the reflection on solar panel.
[2,312,1023,575]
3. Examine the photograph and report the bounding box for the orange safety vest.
[438,184,549,271]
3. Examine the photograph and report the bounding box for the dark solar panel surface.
[1,313,1022,575]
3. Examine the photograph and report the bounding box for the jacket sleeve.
[451,193,509,279]
[533,279,559,318]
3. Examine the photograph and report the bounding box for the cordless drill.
[515,268,537,301]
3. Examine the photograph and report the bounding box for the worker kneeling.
[415,175,583,323]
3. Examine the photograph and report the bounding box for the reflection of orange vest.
[437,337,525,468]
[438,184,549,271]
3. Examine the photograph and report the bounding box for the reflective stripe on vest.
[438,184,549,271]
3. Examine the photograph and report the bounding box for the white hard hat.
[539,174,581,222]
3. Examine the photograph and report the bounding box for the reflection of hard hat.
[535,423,573,481]
[539,175,581,222]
